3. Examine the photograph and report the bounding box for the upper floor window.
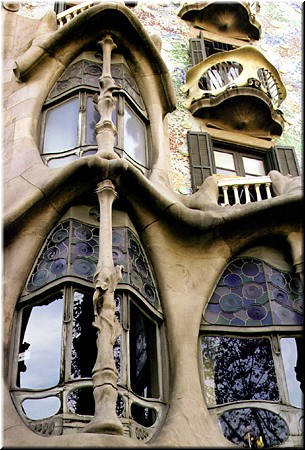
[10,206,165,441]
[200,246,303,448]
[187,131,300,193]
[189,38,236,66]
[41,54,149,171]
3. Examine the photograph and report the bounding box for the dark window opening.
[130,302,159,398]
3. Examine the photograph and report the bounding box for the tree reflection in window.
[71,290,97,378]
[130,302,159,398]
[201,337,279,406]
[17,295,64,389]
[219,407,289,448]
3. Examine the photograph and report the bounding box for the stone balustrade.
[57,1,96,28]
[217,175,273,206]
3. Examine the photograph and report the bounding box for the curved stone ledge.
[13,2,176,114]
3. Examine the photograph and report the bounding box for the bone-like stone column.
[83,34,123,435]
[83,180,124,434]
[94,34,120,160]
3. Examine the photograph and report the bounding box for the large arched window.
[40,52,149,172]
[10,206,165,441]
[200,246,303,448]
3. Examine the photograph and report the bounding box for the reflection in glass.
[130,303,159,398]
[67,387,95,416]
[71,291,97,378]
[86,96,99,145]
[219,407,289,448]
[131,402,156,427]
[281,338,303,408]
[22,397,61,420]
[17,295,64,389]
[47,154,78,168]
[124,104,146,166]
[67,387,124,417]
[43,98,78,153]
[201,337,279,406]
[214,151,235,171]
[243,156,266,176]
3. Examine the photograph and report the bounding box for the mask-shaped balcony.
[181,45,287,138]
[177,1,261,42]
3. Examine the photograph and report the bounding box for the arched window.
[200,246,303,448]
[10,206,165,441]
[40,52,149,171]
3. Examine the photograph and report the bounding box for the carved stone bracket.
[83,180,124,435]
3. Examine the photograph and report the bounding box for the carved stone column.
[94,34,120,160]
[287,231,304,286]
[83,180,124,434]
[83,33,124,435]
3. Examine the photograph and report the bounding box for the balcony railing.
[182,45,286,111]
[57,1,96,28]
[216,175,273,206]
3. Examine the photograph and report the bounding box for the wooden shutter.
[189,39,207,66]
[187,132,215,191]
[268,146,300,177]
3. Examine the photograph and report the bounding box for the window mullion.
[234,152,245,176]
[63,285,73,383]
[275,335,295,406]
[117,95,124,148]
[78,92,86,147]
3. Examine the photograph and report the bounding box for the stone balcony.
[215,174,273,206]
[57,1,96,27]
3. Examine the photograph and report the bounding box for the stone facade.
[2,1,303,448]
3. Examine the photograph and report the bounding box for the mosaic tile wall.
[17,1,303,194]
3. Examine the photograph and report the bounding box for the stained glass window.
[203,257,303,326]
[23,221,160,309]
[41,57,148,169]
[201,250,303,448]
[13,208,163,438]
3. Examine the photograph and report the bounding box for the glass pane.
[201,336,279,406]
[43,98,78,154]
[130,302,159,398]
[124,104,146,166]
[67,388,124,417]
[22,397,61,420]
[216,168,237,176]
[67,387,95,416]
[131,402,156,427]
[281,338,303,408]
[86,96,99,145]
[70,220,99,282]
[243,156,266,176]
[219,407,289,448]
[25,221,70,294]
[71,291,97,378]
[47,154,78,168]
[17,295,64,389]
[214,151,235,171]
